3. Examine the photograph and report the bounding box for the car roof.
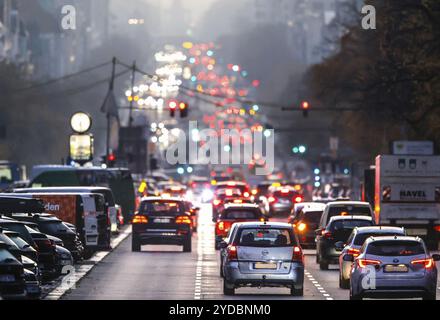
[301,203,327,212]
[223,203,259,209]
[140,196,185,202]
[326,201,370,207]
[354,226,405,234]
[234,221,292,228]
[328,215,373,222]
[365,235,423,244]
[216,181,247,186]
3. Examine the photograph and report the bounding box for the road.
[62,204,440,300]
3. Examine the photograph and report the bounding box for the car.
[8,213,84,262]
[316,215,375,270]
[23,268,41,300]
[132,197,193,252]
[214,181,250,198]
[3,231,38,263]
[183,201,199,233]
[0,242,26,300]
[266,186,304,217]
[337,226,406,289]
[212,188,242,222]
[349,236,440,300]
[219,223,242,278]
[288,203,326,248]
[317,201,374,232]
[221,221,304,296]
[215,203,266,250]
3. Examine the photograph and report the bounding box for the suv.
[318,201,374,232]
[316,215,374,270]
[132,197,192,252]
[288,203,326,248]
[349,236,440,300]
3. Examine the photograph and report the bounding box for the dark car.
[0,242,26,299]
[9,213,83,261]
[3,231,38,262]
[288,203,326,248]
[266,187,304,217]
[316,215,374,270]
[132,197,192,252]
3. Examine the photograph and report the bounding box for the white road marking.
[304,268,334,300]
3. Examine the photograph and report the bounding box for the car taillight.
[292,246,303,262]
[321,230,333,239]
[132,215,148,224]
[243,192,250,198]
[268,196,276,203]
[251,189,258,195]
[347,248,360,257]
[227,245,238,260]
[176,215,192,224]
[411,258,434,269]
[297,222,307,232]
[434,225,440,232]
[217,221,225,231]
[357,259,381,268]
[293,196,303,203]
[213,199,222,206]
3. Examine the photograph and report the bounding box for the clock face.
[70,112,92,133]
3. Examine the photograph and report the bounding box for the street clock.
[70,112,92,133]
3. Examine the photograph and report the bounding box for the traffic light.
[301,101,310,118]
[179,102,188,118]
[169,100,177,117]
[107,152,116,167]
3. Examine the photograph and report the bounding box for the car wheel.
[223,280,235,295]
[319,259,329,270]
[422,292,436,300]
[131,237,141,252]
[183,235,192,252]
[290,286,303,296]
[316,253,319,264]
[339,273,350,289]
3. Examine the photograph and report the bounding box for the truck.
[375,155,440,249]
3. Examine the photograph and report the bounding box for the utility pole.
[106,57,117,159]
[128,61,136,128]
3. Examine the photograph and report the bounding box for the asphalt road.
[62,204,440,300]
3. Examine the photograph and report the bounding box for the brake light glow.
[132,215,148,224]
[176,216,192,224]
[227,182,236,186]
[251,189,258,195]
[294,196,303,203]
[213,199,221,206]
[243,192,250,197]
[281,189,290,194]
[357,259,381,268]
[225,189,233,196]
[233,199,243,204]
[347,248,360,257]
[227,245,238,260]
[411,258,434,269]
[321,230,333,239]
[268,196,276,203]
[292,246,303,262]
[297,223,307,232]
[218,221,225,231]
[434,225,440,232]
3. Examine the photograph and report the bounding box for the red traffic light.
[108,153,116,162]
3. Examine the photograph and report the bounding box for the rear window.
[38,221,71,234]
[222,210,260,220]
[301,211,322,223]
[139,201,184,216]
[329,219,373,231]
[328,205,371,221]
[236,228,296,247]
[354,232,404,246]
[366,241,425,256]
[274,191,296,199]
[0,223,33,244]
[7,234,30,249]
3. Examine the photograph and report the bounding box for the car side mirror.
[335,241,345,251]
[343,254,354,262]
[432,254,440,261]
[219,241,228,249]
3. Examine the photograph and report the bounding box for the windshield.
[354,232,405,246]
[301,211,323,223]
[139,201,184,216]
[0,166,13,183]
[0,248,16,262]
[366,241,425,256]
[7,234,30,249]
[38,221,71,234]
[0,223,33,245]
[237,228,296,247]
[329,219,373,231]
[328,205,371,221]
[222,209,260,220]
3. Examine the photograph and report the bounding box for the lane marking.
[304,268,334,301]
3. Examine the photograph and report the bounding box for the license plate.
[0,274,15,282]
[406,228,428,236]
[154,218,171,223]
[384,264,408,273]
[254,262,277,269]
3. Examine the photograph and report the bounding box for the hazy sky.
[148,0,216,24]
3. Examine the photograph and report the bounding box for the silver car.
[337,226,406,289]
[349,236,440,300]
[221,222,304,296]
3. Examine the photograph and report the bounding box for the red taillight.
[213,199,221,206]
[292,246,303,262]
[176,215,192,224]
[251,189,258,195]
[347,248,360,257]
[434,225,440,232]
[411,258,434,269]
[268,196,276,203]
[227,245,238,260]
[321,230,333,239]
[132,215,148,224]
[217,221,225,231]
[294,196,303,203]
[357,259,381,268]
[243,192,250,198]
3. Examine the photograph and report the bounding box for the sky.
[147,0,216,25]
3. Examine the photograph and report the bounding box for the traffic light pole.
[128,61,136,128]
[106,57,117,160]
